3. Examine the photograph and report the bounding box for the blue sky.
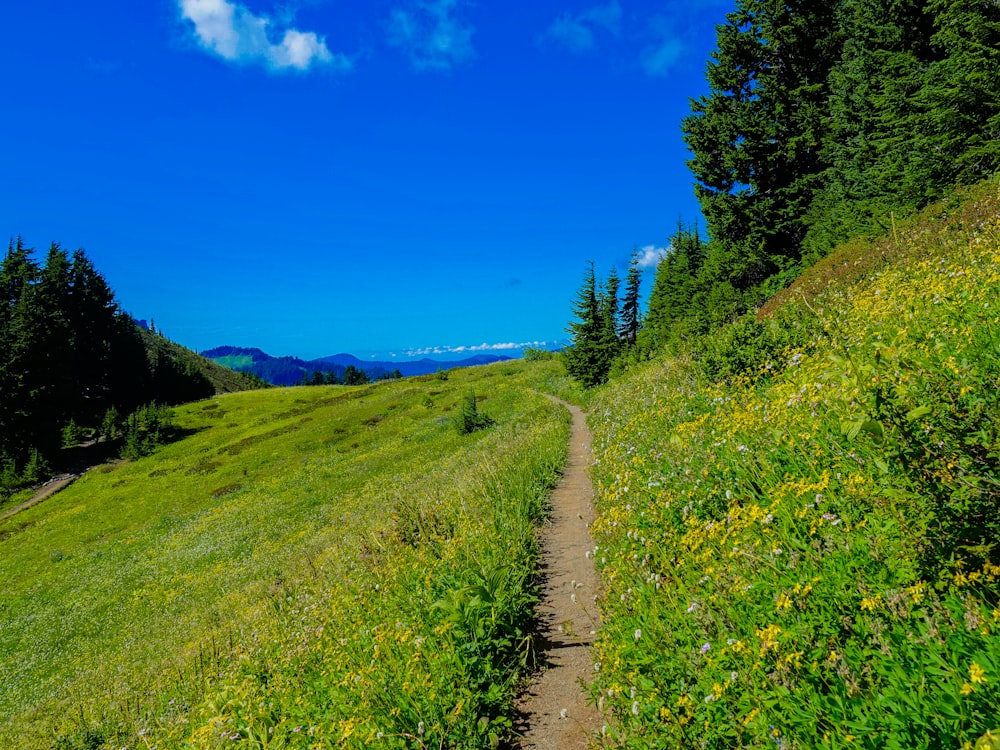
[2,0,730,361]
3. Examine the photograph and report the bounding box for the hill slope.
[587,180,1000,748]
[0,359,578,749]
[140,329,267,396]
[202,345,513,385]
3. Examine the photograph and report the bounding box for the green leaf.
[841,419,864,441]
[906,405,933,421]
[861,420,884,439]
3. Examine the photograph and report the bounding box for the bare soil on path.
[0,440,115,522]
[516,398,603,749]
[0,474,79,522]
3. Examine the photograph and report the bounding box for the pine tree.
[641,226,706,351]
[805,0,938,257]
[599,268,621,354]
[683,0,842,298]
[32,244,75,433]
[343,365,370,386]
[68,249,122,419]
[922,0,1000,187]
[0,239,41,461]
[619,252,642,348]
[564,263,616,387]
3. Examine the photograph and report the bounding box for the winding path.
[517,398,603,749]
[0,474,79,522]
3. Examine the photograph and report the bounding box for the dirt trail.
[0,474,79,521]
[516,398,602,749]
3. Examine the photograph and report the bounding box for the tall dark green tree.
[805,0,939,257]
[683,0,842,304]
[33,244,76,437]
[0,238,40,463]
[641,226,706,351]
[565,263,618,387]
[599,268,621,354]
[619,252,642,348]
[922,0,1000,188]
[68,249,121,418]
[343,365,370,386]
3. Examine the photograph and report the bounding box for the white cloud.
[387,0,474,71]
[178,0,352,73]
[637,245,667,268]
[543,1,622,53]
[642,37,683,77]
[406,340,555,357]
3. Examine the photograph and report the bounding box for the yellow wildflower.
[970,662,988,684]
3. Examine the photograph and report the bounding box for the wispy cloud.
[387,0,474,71]
[642,36,683,77]
[640,6,716,78]
[542,1,622,53]
[636,245,667,268]
[406,340,556,357]
[178,0,352,73]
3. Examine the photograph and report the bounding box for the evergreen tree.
[454,390,494,434]
[0,239,41,462]
[343,365,370,386]
[641,226,706,351]
[599,268,621,354]
[683,0,842,302]
[32,244,75,434]
[564,263,617,387]
[619,252,642,348]
[68,249,122,419]
[922,0,1000,187]
[805,0,939,257]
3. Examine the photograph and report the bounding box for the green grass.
[587,180,1000,749]
[0,359,571,748]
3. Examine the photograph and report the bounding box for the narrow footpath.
[0,474,79,521]
[516,399,602,749]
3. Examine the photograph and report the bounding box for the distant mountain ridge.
[202,346,513,386]
[313,352,512,377]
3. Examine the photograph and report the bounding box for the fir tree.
[0,239,41,462]
[922,0,1000,187]
[805,0,938,257]
[343,365,370,386]
[599,268,621,354]
[564,263,618,387]
[683,0,842,302]
[641,226,706,351]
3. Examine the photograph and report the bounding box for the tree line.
[0,239,218,494]
[567,0,1000,383]
[295,364,401,386]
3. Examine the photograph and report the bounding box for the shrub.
[522,347,555,361]
[454,391,494,435]
[60,420,87,448]
[120,403,174,460]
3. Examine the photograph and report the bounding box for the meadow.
[587,181,1000,748]
[0,359,582,749]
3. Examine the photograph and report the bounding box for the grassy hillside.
[138,328,266,395]
[0,359,579,749]
[588,180,1000,748]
